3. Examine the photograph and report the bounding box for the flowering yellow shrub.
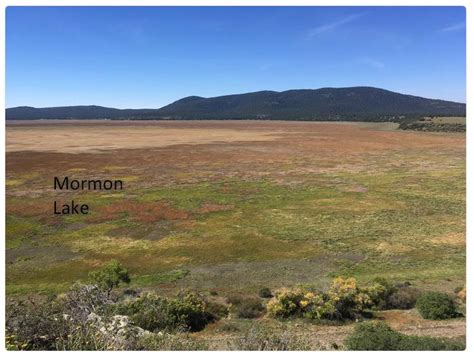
[327,277,364,317]
[362,282,388,308]
[266,277,386,321]
[266,288,303,318]
[330,277,357,294]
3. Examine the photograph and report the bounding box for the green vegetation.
[399,116,466,132]
[132,269,189,287]
[89,260,130,295]
[416,292,458,320]
[5,264,464,351]
[114,292,213,332]
[266,277,411,321]
[5,121,465,349]
[345,322,464,350]
[6,160,466,294]
[5,216,44,249]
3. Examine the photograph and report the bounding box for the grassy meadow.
[6,120,465,295]
[5,120,466,349]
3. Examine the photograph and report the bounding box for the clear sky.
[6,6,466,108]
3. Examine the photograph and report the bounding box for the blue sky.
[6,6,466,108]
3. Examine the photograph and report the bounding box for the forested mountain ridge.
[6,87,466,121]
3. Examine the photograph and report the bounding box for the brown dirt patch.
[199,203,234,213]
[430,232,465,247]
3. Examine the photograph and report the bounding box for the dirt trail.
[200,310,465,350]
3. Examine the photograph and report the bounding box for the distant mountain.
[5,105,158,120]
[6,87,466,121]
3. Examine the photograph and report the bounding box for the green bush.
[364,279,422,310]
[346,322,464,350]
[266,278,452,322]
[114,294,164,331]
[266,289,303,318]
[267,278,380,321]
[115,292,213,332]
[89,260,130,295]
[258,288,273,298]
[169,293,213,331]
[346,322,403,350]
[361,279,391,309]
[416,292,457,320]
[327,277,372,319]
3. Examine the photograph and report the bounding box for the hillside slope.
[6,87,466,120]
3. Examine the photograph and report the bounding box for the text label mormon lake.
[53,176,124,215]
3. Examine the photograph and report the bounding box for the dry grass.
[6,120,282,153]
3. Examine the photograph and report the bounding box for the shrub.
[328,277,372,319]
[205,301,229,320]
[6,296,64,350]
[89,260,130,296]
[115,292,213,332]
[62,283,114,322]
[258,288,273,298]
[267,278,377,321]
[6,292,122,351]
[266,278,431,322]
[362,279,421,310]
[236,299,264,319]
[300,291,339,321]
[416,292,457,320]
[168,293,213,331]
[114,294,165,331]
[57,313,143,350]
[227,295,264,319]
[346,322,464,350]
[360,281,389,309]
[346,322,403,350]
[386,285,421,310]
[266,289,303,318]
[364,277,397,310]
